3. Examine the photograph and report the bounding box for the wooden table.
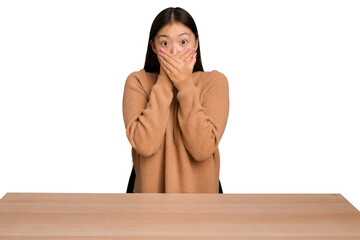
[1,193,359,239]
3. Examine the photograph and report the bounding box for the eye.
[161,41,169,46]
[181,39,187,45]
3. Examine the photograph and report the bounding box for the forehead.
[157,22,194,38]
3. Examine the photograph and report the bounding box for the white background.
[1,0,359,210]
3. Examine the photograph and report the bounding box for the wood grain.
[0,193,359,239]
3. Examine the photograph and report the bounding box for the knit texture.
[122,69,229,193]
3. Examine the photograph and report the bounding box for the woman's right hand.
[159,64,168,78]
[157,52,169,78]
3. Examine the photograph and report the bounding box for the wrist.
[174,76,194,91]
[157,74,174,91]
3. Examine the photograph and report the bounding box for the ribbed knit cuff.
[174,77,195,92]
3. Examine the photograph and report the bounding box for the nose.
[170,44,182,55]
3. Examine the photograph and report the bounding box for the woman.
[123,7,229,193]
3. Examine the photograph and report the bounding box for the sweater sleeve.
[174,71,229,161]
[122,73,174,157]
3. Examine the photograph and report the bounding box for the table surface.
[1,192,360,239]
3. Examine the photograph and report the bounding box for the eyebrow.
[158,33,190,38]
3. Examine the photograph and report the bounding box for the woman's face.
[150,22,199,57]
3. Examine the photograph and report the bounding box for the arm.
[174,72,229,161]
[122,73,174,157]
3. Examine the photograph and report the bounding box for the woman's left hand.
[159,47,197,85]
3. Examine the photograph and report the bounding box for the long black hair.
[144,7,204,73]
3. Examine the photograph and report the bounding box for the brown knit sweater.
[122,69,229,193]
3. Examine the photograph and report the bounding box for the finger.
[181,48,194,62]
[159,54,175,73]
[178,48,192,60]
[184,49,195,63]
[160,47,180,62]
[188,51,197,69]
[159,58,171,76]
[159,51,179,68]
[162,47,188,64]
[161,62,171,77]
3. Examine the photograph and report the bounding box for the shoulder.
[124,69,156,97]
[126,69,154,82]
[125,69,157,88]
[195,70,228,88]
